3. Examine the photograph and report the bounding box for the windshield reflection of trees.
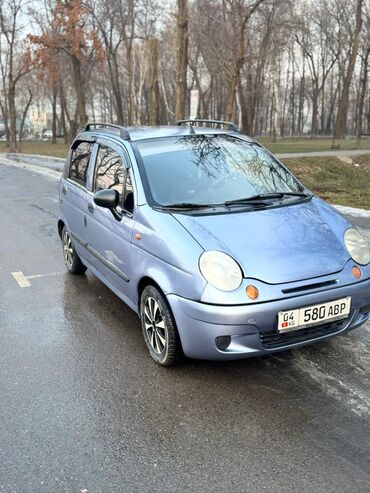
[176,135,300,194]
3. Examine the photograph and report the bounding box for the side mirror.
[94,189,120,219]
[94,189,119,209]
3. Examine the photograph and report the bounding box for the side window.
[69,141,92,187]
[94,145,126,200]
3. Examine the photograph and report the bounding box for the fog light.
[216,335,231,351]
[360,303,370,314]
[246,285,259,300]
[352,266,362,279]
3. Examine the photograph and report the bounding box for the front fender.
[130,205,206,304]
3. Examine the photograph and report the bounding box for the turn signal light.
[246,285,259,300]
[352,266,362,279]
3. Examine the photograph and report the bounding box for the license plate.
[277,297,351,333]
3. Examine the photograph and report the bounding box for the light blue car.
[58,120,370,366]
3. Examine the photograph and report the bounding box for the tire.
[61,226,87,275]
[140,285,182,366]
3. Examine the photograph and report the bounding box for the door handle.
[87,202,95,213]
[62,185,67,195]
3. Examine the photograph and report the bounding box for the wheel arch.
[137,276,164,310]
[57,219,65,239]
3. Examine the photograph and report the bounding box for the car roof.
[77,123,256,144]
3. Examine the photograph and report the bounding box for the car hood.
[173,198,352,284]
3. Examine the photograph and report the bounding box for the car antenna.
[189,124,196,135]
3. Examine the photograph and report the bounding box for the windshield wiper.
[158,202,219,210]
[224,191,310,206]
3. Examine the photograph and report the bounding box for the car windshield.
[135,135,304,207]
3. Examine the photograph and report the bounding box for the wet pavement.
[0,162,369,492]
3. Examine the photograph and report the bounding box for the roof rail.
[85,122,130,140]
[176,119,240,132]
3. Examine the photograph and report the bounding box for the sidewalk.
[3,152,65,172]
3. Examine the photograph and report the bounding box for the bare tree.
[0,0,32,151]
[332,0,363,147]
[296,1,339,138]
[0,0,368,146]
[224,0,267,121]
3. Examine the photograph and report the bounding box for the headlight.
[199,251,243,291]
[344,228,370,265]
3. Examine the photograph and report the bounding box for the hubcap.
[143,297,167,354]
[63,231,74,268]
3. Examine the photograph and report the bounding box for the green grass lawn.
[259,137,370,154]
[283,155,370,209]
[0,140,69,158]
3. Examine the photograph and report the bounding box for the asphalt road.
[0,161,369,493]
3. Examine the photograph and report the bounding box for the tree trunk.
[110,53,124,124]
[290,47,296,135]
[298,62,305,134]
[0,98,10,146]
[71,55,87,128]
[8,84,17,152]
[126,36,134,124]
[226,56,243,122]
[147,38,160,125]
[59,81,67,144]
[311,83,319,138]
[356,46,370,146]
[19,89,33,150]
[52,86,57,144]
[175,0,188,121]
[332,0,363,148]
[280,64,290,137]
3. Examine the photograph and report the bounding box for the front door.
[86,139,135,300]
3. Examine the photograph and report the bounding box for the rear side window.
[69,141,92,187]
[94,145,126,196]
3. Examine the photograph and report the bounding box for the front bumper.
[167,278,370,360]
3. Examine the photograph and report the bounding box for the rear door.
[86,139,135,298]
[60,139,96,263]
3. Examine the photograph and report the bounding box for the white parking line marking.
[11,271,31,288]
[27,271,65,280]
[11,271,64,288]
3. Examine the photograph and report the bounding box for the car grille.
[260,320,346,349]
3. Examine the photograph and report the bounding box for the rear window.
[69,141,92,187]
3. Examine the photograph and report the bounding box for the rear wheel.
[140,285,181,366]
[61,226,87,275]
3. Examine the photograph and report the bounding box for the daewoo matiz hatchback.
[58,120,370,366]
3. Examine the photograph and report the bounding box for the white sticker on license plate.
[278,297,351,333]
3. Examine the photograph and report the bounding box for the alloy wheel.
[143,297,167,354]
[63,230,74,269]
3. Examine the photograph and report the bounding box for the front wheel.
[61,226,87,275]
[140,285,182,366]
